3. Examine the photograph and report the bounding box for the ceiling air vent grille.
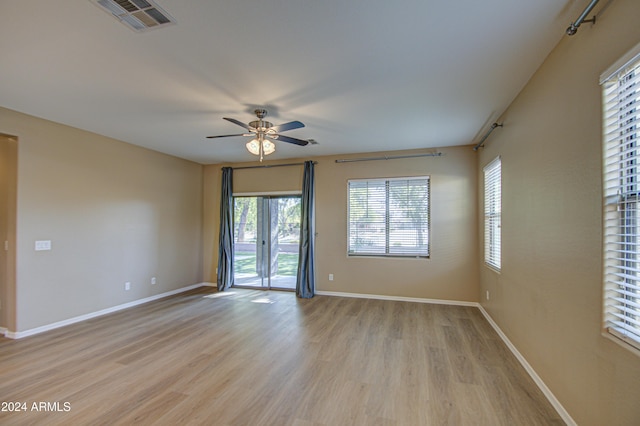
[92,0,175,32]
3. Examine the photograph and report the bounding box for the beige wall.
[203,146,479,302]
[0,107,204,332]
[477,0,640,424]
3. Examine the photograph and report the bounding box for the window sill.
[484,263,501,274]
[603,328,640,358]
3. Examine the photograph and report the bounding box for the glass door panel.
[233,196,263,288]
[269,197,300,290]
[233,196,301,290]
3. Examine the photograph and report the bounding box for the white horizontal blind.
[348,177,429,257]
[602,49,640,351]
[484,157,501,271]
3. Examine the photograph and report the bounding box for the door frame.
[0,134,17,332]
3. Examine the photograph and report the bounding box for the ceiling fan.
[207,109,309,161]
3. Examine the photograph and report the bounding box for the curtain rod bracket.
[566,0,599,36]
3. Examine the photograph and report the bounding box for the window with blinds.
[484,157,501,271]
[602,43,640,352]
[348,177,429,257]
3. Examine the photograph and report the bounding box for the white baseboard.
[4,282,211,340]
[477,305,576,426]
[315,290,478,307]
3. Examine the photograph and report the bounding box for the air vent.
[92,0,175,32]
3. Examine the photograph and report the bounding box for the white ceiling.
[0,0,583,164]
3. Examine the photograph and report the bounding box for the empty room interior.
[1,0,640,424]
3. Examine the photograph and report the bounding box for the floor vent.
[92,0,175,32]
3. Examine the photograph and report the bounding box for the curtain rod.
[335,152,442,163]
[472,122,503,151]
[232,161,317,170]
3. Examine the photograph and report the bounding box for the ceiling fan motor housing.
[249,120,274,131]
[250,109,272,132]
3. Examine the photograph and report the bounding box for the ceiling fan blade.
[223,117,254,131]
[270,120,305,133]
[272,134,309,146]
[206,133,251,139]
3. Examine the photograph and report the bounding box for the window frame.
[347,176,430,258]
[601,41,640,354]
[483,156,502,272]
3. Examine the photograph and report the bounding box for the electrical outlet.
[151,277,157,285]
[35,240,52,251]
[329,274,334,281]
[125,282,131,291]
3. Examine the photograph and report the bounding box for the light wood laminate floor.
[0,287,564,425]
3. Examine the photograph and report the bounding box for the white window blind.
[348,177,429,257]
[602,45,640,351]
[484,157,501,271]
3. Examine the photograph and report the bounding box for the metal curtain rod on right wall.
[566,0,600,36]
[473,122,503,151]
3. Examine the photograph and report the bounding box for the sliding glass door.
[233,196,301,290]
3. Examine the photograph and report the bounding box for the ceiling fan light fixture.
[262,139,276,155]
[246,138,276,157]
[246,139,261,155]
